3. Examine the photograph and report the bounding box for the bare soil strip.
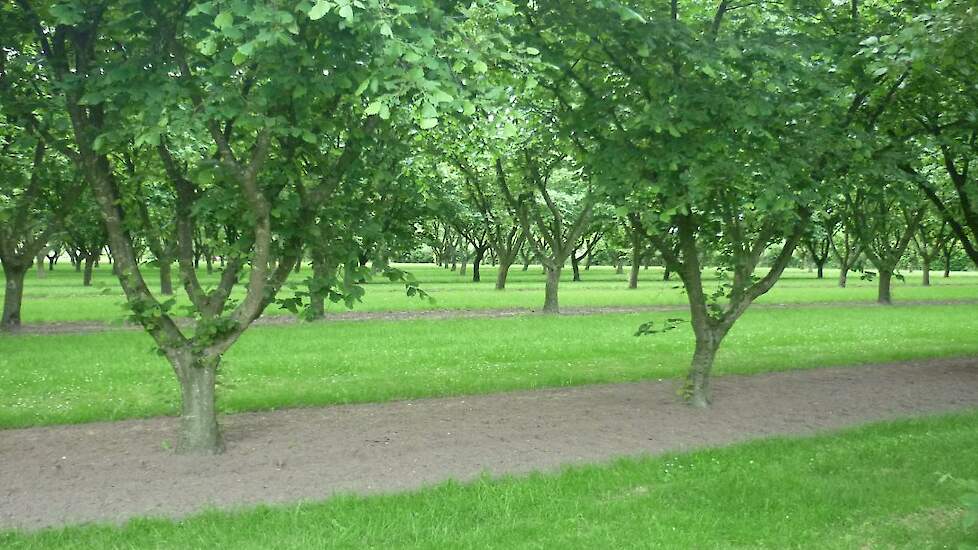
[5,298,978,336]
[1,356,976,531]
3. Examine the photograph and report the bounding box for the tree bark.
[571,254,581,282]
[615,258,624,275]
[309,258,326,320]
[816,262,824,279]
[159,261,174,295]
[471,247,484,283]
[83,256,95,287]
[877,269,892,305]
[687,331,722,408]
[174,353,222,454]
[921,258,931,287]
[2,262,27,330]
[495,259,512,290]
[35,252,46,279]
[838,267,848,288]
[663,267,672,281]
[543,266,561,314]
[205,254,214,275]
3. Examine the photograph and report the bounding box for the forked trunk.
[159,261,174,295]
[173,353,222,454]
[83,256,95,286]
[877,269,892,305]
[543,266,561,314]
[2,262,27,330]
[205,255,214,274]
[571,254,581,282]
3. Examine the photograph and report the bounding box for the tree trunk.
[495,258,512,290]
[687,331,722,409]
[522,259,530,271]
[943,254,951,278]
[205,254,214,275]
[174,354,222,454]
[615,258,624,275]
[571,254,581,282]
[816,261,824,279]
[472,248,484,283]
[159,261,174,295]
[877,269,892,305]
[543,266,561,314]
[83,256,95,287]
[309,257,326,320]
[921,258,931,287]
[663,267,671,281]
[1,262,27,330]
[35,252,46,279]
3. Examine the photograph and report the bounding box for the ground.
[1,264,977,547]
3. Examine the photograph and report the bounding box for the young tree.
[514,0,912,407]
[13,0,499,453]
[855,186,924,304]
[912,213,949,287]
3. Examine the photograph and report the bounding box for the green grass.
[2,264,976,323]
[3,410,977,549]
[2,303,977,429]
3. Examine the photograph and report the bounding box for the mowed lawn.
[3,410,977,548]
[2,303,977,429]
[1,264,976,324]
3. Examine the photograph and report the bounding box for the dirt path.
[1,357,976,531]
[6,298,978,335]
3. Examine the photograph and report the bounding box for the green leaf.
[365,101,384,116]
[380,22,393,37]
[525,47,540,55]
[309,1,332,20]
[419,118,439,129]
[214,10,233,29]
[338,4,354,21]
[473,60,488,74]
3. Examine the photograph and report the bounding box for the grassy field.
[3,262,977,547]
[2,303,977,429]
[1,263,976,324]
[3,410,976,549]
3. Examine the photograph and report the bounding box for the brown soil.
[1,357,976,531]
[6,298,978,335]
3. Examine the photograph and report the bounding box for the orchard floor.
[2,356,977,531]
